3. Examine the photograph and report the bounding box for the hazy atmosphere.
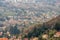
[0,0,60,40]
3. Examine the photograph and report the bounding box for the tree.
[9,24,20,35]
[27,23,48,38]
[54,22,60,31]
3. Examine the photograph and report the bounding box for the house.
[42,34,48,39]
[33,37,39,40]
[0,38,8,40]
[8,19,17,25]
[24,38,28,40]
[54,32,60,37]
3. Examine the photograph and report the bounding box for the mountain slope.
[45,15,60,27]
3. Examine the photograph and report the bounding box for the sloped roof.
[0,38,8,40]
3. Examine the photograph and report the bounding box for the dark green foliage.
[27,23,49,38]
[27,27,39,38]
[54,22,60,31]
[9,25,14,34]
[9,24,20,35]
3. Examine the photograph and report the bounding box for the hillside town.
[0,0,60,40]
[0,15,59,40]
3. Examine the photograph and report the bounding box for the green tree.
[27,23,49,38]
[54,22,60,31]
[9,24,20,35]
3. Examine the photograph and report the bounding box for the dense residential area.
[0,0,60,40]
[0,15,59,40]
